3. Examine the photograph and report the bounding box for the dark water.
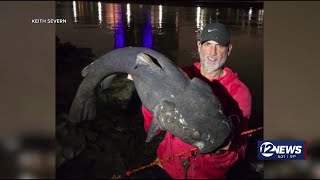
[56,1,263,177]
[56,1,263,127]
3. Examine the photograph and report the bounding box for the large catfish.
[68,47,231,154]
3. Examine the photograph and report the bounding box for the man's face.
[197,40,232,73]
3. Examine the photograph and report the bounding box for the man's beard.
[200,57,226,73]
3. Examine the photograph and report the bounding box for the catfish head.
[147,78,231,154]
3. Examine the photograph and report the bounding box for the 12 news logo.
[258,140,307,160]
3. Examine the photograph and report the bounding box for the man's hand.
[127,74,133,80]
[213,135,232,155]
[218,138,232,151]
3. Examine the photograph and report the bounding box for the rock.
[84,131,98,142]
[92,152,127,178]
[98,74,136,110]
[56,154,65,168]
[56,36,94,65]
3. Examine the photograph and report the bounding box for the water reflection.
[142,6,152,48]
[113,4,125,49]
[248,7,253,21]
[72,1,77,23]
[175,11,179,32]
[159,5,163,29]
[126,4,131,27]
[69,2,264,47]
[196,7,205,30]
[257,9,264,29]
[98,2,102,25]
[196,7,200,29]
[216,9,220,20]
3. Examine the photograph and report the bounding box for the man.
[141,22,252,179]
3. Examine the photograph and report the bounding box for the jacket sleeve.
[208,83,252,169]
[227,84,252,161]
[237,85,252,159]
[231,84,252,135]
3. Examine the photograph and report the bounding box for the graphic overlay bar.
[258,140,307,160]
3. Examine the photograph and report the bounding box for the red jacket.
[141,62,252,179]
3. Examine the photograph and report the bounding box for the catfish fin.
[68,93,96,124]
[146,118,162,142]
